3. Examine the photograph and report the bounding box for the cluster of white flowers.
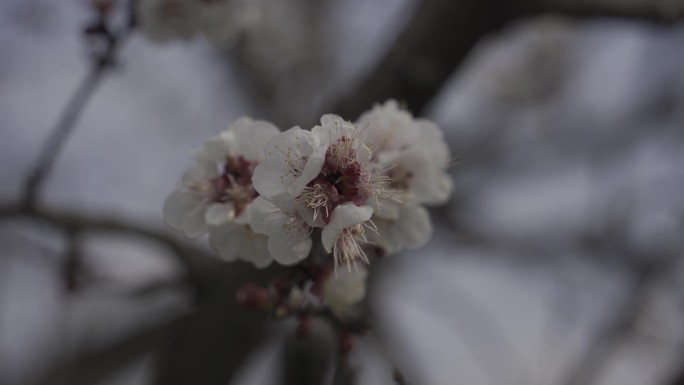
[135,0,258,45]
[164,101,452,311]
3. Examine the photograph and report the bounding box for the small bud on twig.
[236,282,271,310]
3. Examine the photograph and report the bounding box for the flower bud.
[269,273,295,296]
[236,282,271,310]
[338,332,354,355]
[90,0,116,14]
[296,315,312,339]
[287,287,305,310]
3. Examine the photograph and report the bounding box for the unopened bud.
[338,332,354,355]
[296,316,312,339]
[269,274,294,296]
[274,304,289,319]
[90,0,116,14]
[287,287,305,310]
[236,282,270,310]
[83,21,107,36]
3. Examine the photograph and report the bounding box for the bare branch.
[23,68,105,208]
[329,0,514,120]
[516,0,684,24]
[0,201,280,385]
[22,17,132,209]
[329,0,684,121]
[0,202,209,279]
[32,311,187,385]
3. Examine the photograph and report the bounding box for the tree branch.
[22,15,132,209]
[517,0,684,24]
[330,0,513,120]
[329,0,684,122]
[23,67,106,208]
[0,202,208,279]
[32,313,186,385]
[0,201,279,385]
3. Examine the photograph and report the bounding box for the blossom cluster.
[163,101,452,313]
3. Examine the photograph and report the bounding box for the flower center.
[214,156,258,216]
[298,137,370,223]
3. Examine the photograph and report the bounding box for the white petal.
[292,144,326,197]
[163,191,202,230]
[357,143,372,164]
[181,205,209,238]
[356,100,417,152]
[230,117,280,161]
[209,225,242,261]
[321,203,373,252]
[249,196,288,234]
[296,203,326,228]
[240,231,272,268]
[410,163,453,205]
[181,160,218,184]
[370,204,433,254]
[367,221,400,254]
[205,202,236,226]
[321,225,343,254]
[201,131,234,161]
[428,173,454,205]
[394,205,433,249]
[416,119,451,166]
[251,158,290,200]
[328,203,374,230]
[367,196,401,220]
[252,127,323,200]
[268,228,311,265]
[314,114,356,145]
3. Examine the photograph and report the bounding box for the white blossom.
[209,223,272,268]
[252,115,387,268]
[249,196,312,265]
[357,100,453,211]
[163,117,279,266]
[321,203,374,270]
[322,265,368,318]
[353,100,452,253]
[366,204,433,254]
[252,126,326,202]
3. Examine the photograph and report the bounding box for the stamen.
[333,223,371,273]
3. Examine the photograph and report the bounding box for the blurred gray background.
[1,0,684,384]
